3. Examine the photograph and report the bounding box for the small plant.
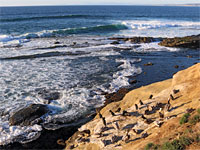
[145,143,154,150]
[171,139,184,150]
[197,108,200,114]
[195,135,200,143]
[180,113,190,125]
[179,136,193,146]
[189,115,200,125]
[162,142,174,150]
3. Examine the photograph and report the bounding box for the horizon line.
[0,4,200,7]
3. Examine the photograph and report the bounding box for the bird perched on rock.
[186,108,195,113]
[135,104,138,110]
[170,94,175,100]
[122,130,130,143]
[115,107,121,113]
[139,100,144,105]
[141,132,148,139]
[159,112,164,118]
[165,103,171,112]
[112,121,120,131]
[109,110,116,116]
[149,94,153,99]
[102,117,107,127]
[133,129,139,135]
[167,98,170,104]
[154,120,163,128]
[98,112,103,118]
[141,114,147,120]
[173,89,179,94]
[111,135,119,143]
[122,110,131,116]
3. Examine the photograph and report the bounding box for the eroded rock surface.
[158,34,200,49]
[9,104,48,126]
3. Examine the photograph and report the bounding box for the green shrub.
[171,139,184,150]
[179,136,193,146]
[145,143,154,150]
[197,108,200,114]
[189,115,200,124]
[195,135,200,143]
[162,142,174,150]
[180,113,190,125]
[152,144,160,150]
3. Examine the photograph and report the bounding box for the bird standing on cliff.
[112,121,120,131]
[141,132,148,139]
[135,104,138,110]
[170,94,175,100]
[102,117,107,127]
[159,112,164,118]
[149,94,153,99]
[109,110,116,116]
[115,107,121,113]
[139,100,144,105]
[141,114,147,120]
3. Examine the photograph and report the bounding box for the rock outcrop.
[64,63,200,150]
[9,104,48,126]
[158,34,200,49]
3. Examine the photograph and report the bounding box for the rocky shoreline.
[109,34,200,49]
[64,63,200,150]
[0,34,199,149]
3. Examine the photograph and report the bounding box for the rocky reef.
[109,34,200,49]
[158,34,200,49]
[64,63,200,150]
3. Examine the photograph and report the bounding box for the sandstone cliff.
[64,63,200,150]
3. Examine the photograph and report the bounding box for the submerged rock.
[37,89,61,104]
[158,34,200,49]
[9,104,48,126]
[109,36,162,44]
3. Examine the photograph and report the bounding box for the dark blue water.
[0,6,199,37]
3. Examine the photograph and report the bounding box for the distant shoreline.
[0,4,199,7]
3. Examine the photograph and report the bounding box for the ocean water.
[0,6,199,145]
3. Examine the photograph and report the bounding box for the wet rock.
[9,104,48,126]
[129,79,137,84]
[111,41,120,45]
[158,34,200,49]
[104,88,129,105]
[144,62,154,66]
[38,89,61,103]
[109,36,161,44]
[54,41,60,44]
[174,65,179,68]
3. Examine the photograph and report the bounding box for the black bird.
[109,110,115,116]
[149,94,153,99]
[115,107,121,113]
[99,112,103,118]
[102,117,107,127]
[141,132,148,138]
[167,98,171,104]
[122,110,130,116]
[135,104,138,110]
[159,112,164,118]
[173,89,180,94]
[170,94,175,100]
[141,114,147,120]
[139,100,144,105]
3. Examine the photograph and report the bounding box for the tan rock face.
[65,63,200,150]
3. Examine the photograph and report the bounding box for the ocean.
[0,6,199,145]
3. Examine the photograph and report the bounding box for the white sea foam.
[0,122,42,145]
[108,58,142,92]
[122,20,200,30]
